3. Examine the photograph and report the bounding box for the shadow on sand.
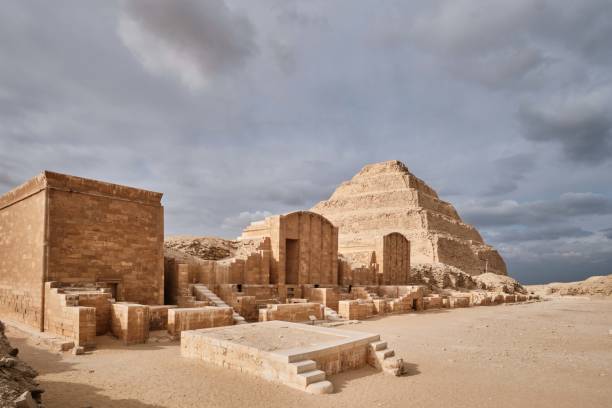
[330,361,421,393]
[7,332,167,407]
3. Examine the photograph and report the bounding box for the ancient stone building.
[0,171,164,331]
[312,160,507,276]
[239,211,339,286]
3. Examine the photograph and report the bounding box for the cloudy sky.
[1,1,611,284]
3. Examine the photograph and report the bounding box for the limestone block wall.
[304,288,340,311]
[73,292,112,335]
[449,296,470,308]
[423,295,443,309]
[111,303,150,345]
[388,297,413,313]
[338,300,374,320]
[373,299,389,314]
[1,171,164,335]
[43,283,96,348]
[231,296,257,321]
[258,303,324,322]
[0,175,46,329]
[149,305,177,330]
[164,261,192,305]
[167,307,233,336]
[163,238,272,304]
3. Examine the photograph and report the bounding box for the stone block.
[338,300,374,320]
[167,306,233,337]
[111,303,150,345]
[258,302,324,322]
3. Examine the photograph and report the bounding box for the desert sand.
[7,298,612,408]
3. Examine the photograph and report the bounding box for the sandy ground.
[7,298,612,408]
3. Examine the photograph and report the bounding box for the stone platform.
[181,320,402,394]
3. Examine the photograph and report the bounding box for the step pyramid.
[311,160,506,276]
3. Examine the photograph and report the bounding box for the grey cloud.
[602,228,612,239]
[484,154,536,196]
[488,225,593,243]
[400,0,612,88]
[2,1,612,284]
[463,192,612,227]
[501,231,612,283]
[518,95,612,163]
[119,0,257,89]
[451,48,546,89]
[221,210,271,232]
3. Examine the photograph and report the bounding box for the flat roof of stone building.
[0,170,162,209]
[183,320,380,363]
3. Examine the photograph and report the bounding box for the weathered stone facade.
[240,211,339,286]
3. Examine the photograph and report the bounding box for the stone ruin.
[0,164,535,396]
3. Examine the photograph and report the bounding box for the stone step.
[371,341,387,351]
[305,380,333,394]
[288,360,317,374]
[296,370,326,387]
[376,349,395,359]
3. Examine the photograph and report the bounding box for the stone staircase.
[368,340,405,376]
[324,306,342,321]
[191,284,247,325]
[286,359,333,394]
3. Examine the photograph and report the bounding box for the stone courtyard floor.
[8,298,612,408]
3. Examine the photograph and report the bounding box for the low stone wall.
[388,297,412,313]
[449,296,470,308]
[304,288,339,311]
[338,300,374,320]
[167,307,233,336]
[74,292,112,335]
[149,305,177,331]
[423,295,443,309]
[373,299,389,314]
[230,296,257,321]
[258,302,324,322]
[491,293,505,304]
[111,303,150,345]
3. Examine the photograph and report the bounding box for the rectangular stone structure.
[167,306,233,337]
[111,303,150,345]
[0,171,164,333]
[259,302,324,322]
[239,211,339,286]
[181,321,382,393]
